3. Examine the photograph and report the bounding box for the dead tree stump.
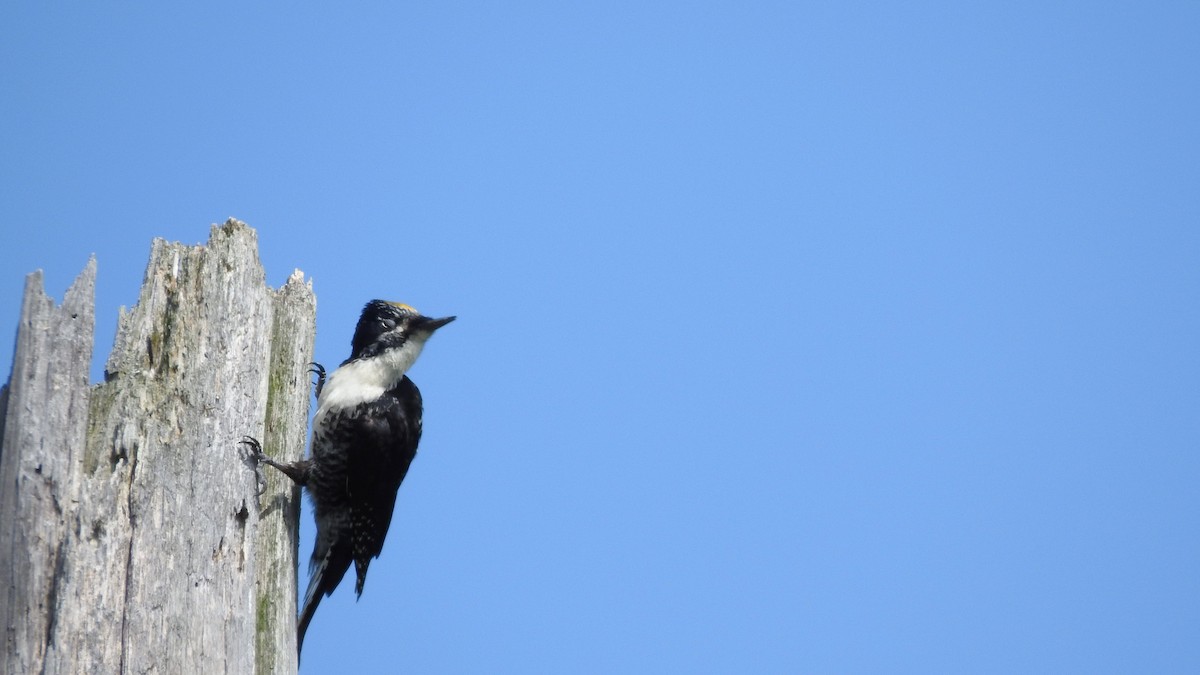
[0,220,313,674]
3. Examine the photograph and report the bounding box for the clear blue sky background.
[3,2,1198,673]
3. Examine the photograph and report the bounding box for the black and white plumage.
[246,300,455,653]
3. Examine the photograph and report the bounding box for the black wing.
[346,376,424,594]
[298,376,424,652]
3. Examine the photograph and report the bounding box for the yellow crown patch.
[385,301,419,314]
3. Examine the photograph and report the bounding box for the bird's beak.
[419,315,456,332]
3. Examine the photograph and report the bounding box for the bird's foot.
[240,435,311,489]
[308,362,326,399]
[239,435,271,496]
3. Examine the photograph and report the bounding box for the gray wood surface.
[0,220,313,674]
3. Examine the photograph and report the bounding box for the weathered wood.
[254,271,315,674]
[0,259,96,675]
[0,220,313,675]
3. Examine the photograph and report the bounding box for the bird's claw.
[308,362,326,398]
[239,435,269,496]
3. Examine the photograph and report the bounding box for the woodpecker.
[244,300,455,653]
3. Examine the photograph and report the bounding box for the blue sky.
[3,2,1199,672]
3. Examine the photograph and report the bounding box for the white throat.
[316,337,426,417]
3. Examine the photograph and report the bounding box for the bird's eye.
[380,318,397,330]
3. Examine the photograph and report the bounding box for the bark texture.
[0,219,313,674]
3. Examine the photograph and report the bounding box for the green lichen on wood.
[255,592,277,674]
[83,384,116,475]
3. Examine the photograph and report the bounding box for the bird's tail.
[297,556,329,655]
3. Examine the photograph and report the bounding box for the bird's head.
[349,300,456,362]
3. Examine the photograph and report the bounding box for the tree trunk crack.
[38,538,67,675]
[119,439,140,671]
